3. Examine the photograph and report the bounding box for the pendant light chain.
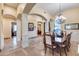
[58,3,62,16]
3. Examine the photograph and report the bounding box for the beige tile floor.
[0,36,79,56]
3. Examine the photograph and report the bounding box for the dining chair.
[62,32,72,52]
[66,32,72,50]
[51,31,67,56]
[43,32,57,55]
[54,31,68,56]
[57,31,69,56]
[57,41,67,56]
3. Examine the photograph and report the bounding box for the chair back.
[66,32,72,45]
[51,34,55,45]
[43,32,55,47]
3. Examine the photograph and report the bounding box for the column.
[16,19,21,42]
[45,20,49,32]
[0,4,4,51]
[0,15,4,51]
[21,13,29,48]
[50,20,54,32]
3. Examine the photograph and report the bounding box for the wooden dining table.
[55,37,66,43]
[45,32,67,43]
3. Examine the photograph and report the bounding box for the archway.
[29,13,51,33]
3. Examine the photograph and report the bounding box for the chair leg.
[67,44,70,51]
[64,48,67,56]
[69,45,70,48]
[66,46,69,52]
[52,49,54,56]
[0,49,1,52]
[45,47,47,55]
[59,48,62,56]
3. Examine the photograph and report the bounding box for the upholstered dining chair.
[66,32,72,51]
[57,41,67,56]
[53,31,68,56]
[43,32,57,55]
[59,32,72,55]
[56,31,68,56]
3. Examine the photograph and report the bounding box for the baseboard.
[4,37,10,39]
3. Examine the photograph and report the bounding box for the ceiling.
[4,3,19,9]
[1,3,26,19]
[2,3,79,19]
[36,3,79,16]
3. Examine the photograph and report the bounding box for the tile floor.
[0,36,79,56]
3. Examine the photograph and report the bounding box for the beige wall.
[28,15,37,38]
[62,8,79,42]
[30,4,52,21]
[3,18,16,38]
[62,8,79,29]
[28,15,44,38]
[3,6,17,18]
[28,5,52,38]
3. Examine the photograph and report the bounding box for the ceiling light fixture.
[57,3,67,20]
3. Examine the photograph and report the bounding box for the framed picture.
[28,23,34,31]
[65,23,79,30]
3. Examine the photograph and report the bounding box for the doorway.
[11,22,17,38]
[37,22,42,36]
[11,22,17,47]
[3,20,17,51]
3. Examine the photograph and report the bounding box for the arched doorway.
[37,22,42,35]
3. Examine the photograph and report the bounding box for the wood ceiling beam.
[23,3,36,14]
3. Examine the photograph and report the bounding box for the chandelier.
[57,3,67,20]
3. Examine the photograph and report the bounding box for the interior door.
[37,23,42,35]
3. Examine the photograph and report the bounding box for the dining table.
[55,36,66,43]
